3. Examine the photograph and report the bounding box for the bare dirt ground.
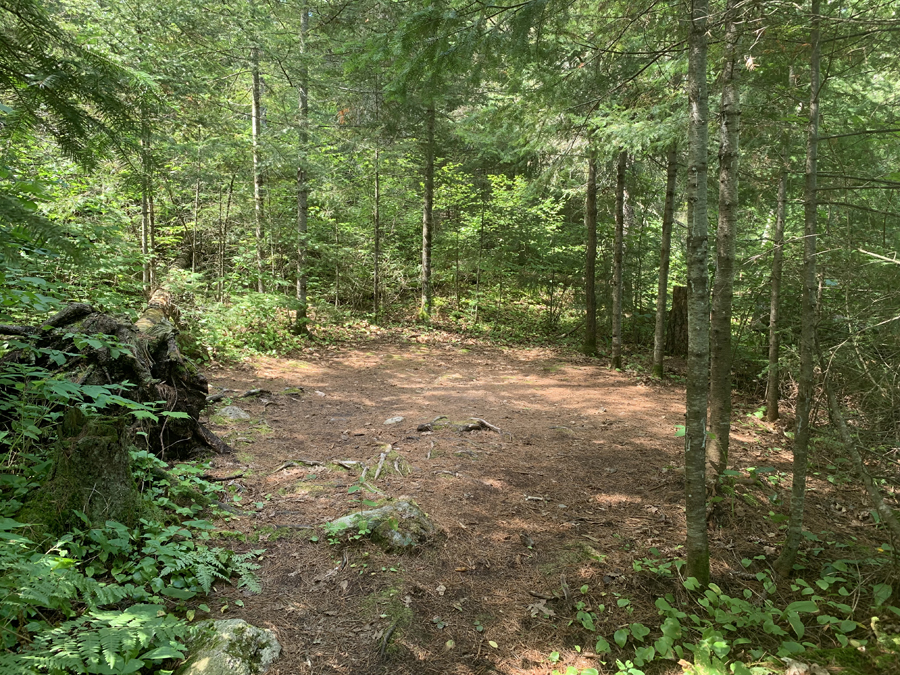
[196,333,875,675]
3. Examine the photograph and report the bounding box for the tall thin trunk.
[775,0,820,577]
[148,192,156,287]
[474,194,485,324]
[192,128,202,275]
[652,144,678,377]
[420,105,436,320]
[611,149,626,370]
[219,175,235,302]
[584,154,598,356]
[295,7,310,333]
[140,108,151,292]
[373,147,381,320]
[707,0,742,479]
[685,0,711,586]
[766,170,788,421]
[251,45,265,293]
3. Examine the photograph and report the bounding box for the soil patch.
[195,335,875,674]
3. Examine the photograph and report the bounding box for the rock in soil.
[325,499,435,549]
[175,619,281,675]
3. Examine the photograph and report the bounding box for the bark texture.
[294,8,310,334]
[251,45,265,293]
[775,0,820,577]
[584,154,598,356]
[420,105,435,319]
[685,0,711,585]
[611,150,626,370]
[766,170,788,421]
[652,145,678,377]
[707,2,741,478]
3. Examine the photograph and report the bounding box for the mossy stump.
[19,408,145,535]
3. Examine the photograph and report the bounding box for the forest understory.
[195,331,896,675]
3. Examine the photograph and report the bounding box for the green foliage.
[0,441,262,673]
[196,293,308,361]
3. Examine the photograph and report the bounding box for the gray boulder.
[176,619,281,675]
[325,499,435,549]
[219,406,251,420]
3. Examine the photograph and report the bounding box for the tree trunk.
[295,8,310,334]
[665,285,688,356]
[652,144,678,377]
[420,105,435,320]
[611,149,626,370]
[685,0,711,586]
[584,153,598,356]
[707,0,741,479]
[140,107,152,292]
[373,147,381,320]
[775,0,820,577]
[191,129,202,275]
[766,170,788,421]
[251,45,265,293]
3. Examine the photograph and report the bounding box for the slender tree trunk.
[148,192,156,287]
[775,0,820,577]
[420,105,436,320]
[707,1,742,479]
[373,147,381,320]
[191,128,202,275]
[685,0,711,586]
[584,153,598,356]
[474,194,485,324]
[766,170,788,421]
[140,108,152,292]
[251,45,265,293]
[218,176,234,302]
[295,8,310,333]
[611,149,626,370]
[652,144,678,377]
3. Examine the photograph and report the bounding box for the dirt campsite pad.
[196,334,870,675]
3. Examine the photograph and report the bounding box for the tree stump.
[665,285,688,356]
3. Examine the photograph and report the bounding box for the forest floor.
[197,330,877,675]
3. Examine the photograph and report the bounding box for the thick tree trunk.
[685,0,711,586]
[420,105,435,320]
[776,0,820,577]
[295,8,310,334]
[707,1,741,479]
[584,153,598,356]
[653,145,678,377]
[251,45,265,293]
[766,170,788,421]
[611,149,626,370]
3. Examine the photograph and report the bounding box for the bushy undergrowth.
[195,293,307,361]
[0,447,261,674]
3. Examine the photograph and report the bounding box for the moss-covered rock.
[175,619,281,675]
[324,499,435,550]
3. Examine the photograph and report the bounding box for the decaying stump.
[0,290,230,459]
[664,285,688,356]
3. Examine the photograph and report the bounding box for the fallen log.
[1,291,231,459]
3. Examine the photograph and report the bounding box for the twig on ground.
[374,452,387,481]
[200,471,245,482]
[379,621,398,660]
[470,417,502,433]
[269,459,324,475]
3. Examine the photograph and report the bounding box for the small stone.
[219,406,251,420]
[384,416,405,425]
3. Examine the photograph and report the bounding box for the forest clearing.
[192,332,895,675]
[3,0,900,672]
